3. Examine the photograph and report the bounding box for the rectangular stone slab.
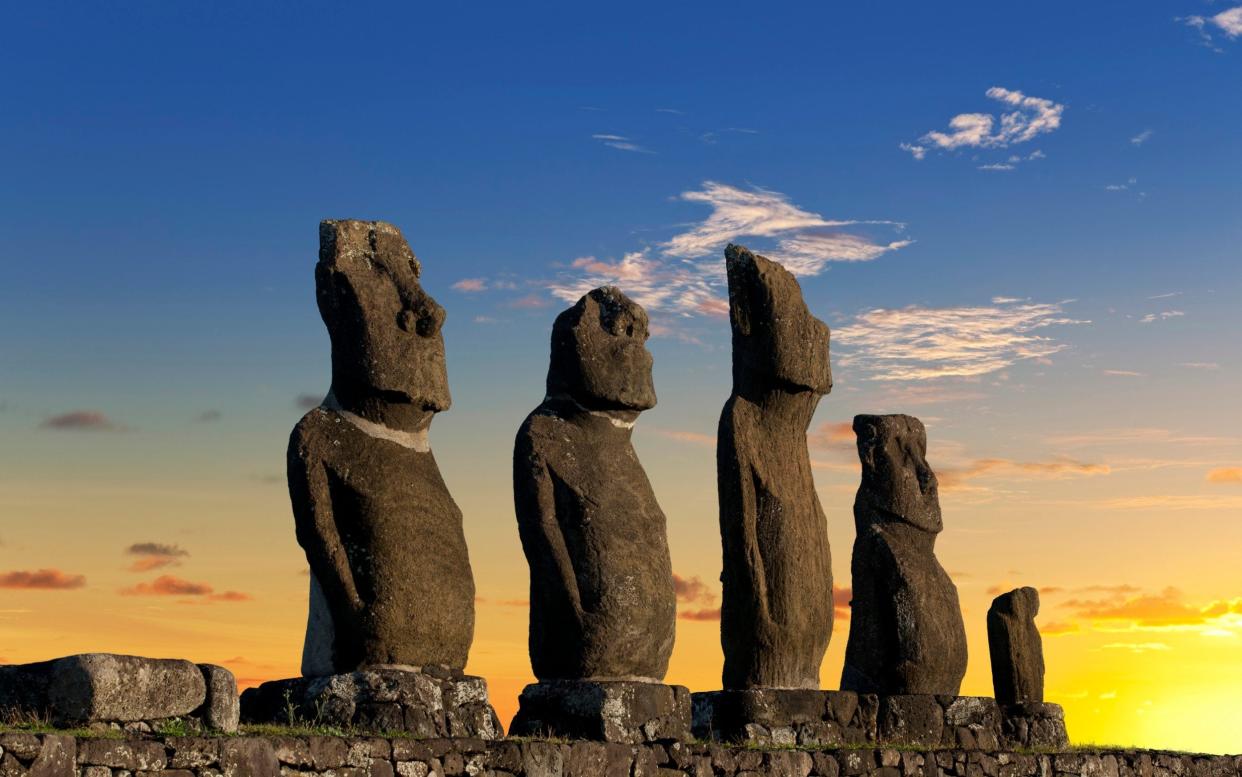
[0,654,217,728]
[239,668,501,739]
[509,680,691,744]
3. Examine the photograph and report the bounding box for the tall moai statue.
[716,244,834,691]
[509,286,690,743]
[841,414,968,695]
[240,220,500,738]
[988,587,1045,705]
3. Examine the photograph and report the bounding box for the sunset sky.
[3,1,1241,755]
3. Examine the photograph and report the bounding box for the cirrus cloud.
[833,299,1086,381]
[904,87,1064,160]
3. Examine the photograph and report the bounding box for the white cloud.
[1139,310,1185,324]
[451,278,487,293]
[978,163,1016,171]
[833,299,1086,381]
[904,87,1064,160]
[592,133,654,154]
[545,181,910,318]
[1183,6,1242,49]
[1131,129,1154,146]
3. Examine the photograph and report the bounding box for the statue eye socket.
[398,309,418,332]
[626,324,634,337]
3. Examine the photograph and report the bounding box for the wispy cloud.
[295,394,322,410]
[833,299,1085,381]
[0,569,87,590]
[451,278,487,293]
[1130,129,1154,146]
[120,574,251,602]
[195,409,221,423]
[673,573,720,621]
[1139,310,1184,324]
[592,133,654,154]
[938,456,1110,491]
[125,542,190,572]
[1206,467,1242,484]
[546,182,910,318]
[1102,369,1145,377]
[1060,586,1242,634]
[904,87,1064,161]
[40,411,124,432]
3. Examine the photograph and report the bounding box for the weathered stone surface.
[513,286,675,682]
[988,588,1045,705]
[0,654,207,726]
[716,244,833,690]
[219,738,279,777]
[841,415,967,696]
[195,664,239,732]
[77,739,167,770]
[509,680,692,744]
[26,734,73,777]
[290,219,475,675]
[239,667,501,739]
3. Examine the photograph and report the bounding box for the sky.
[2,0,1241,754]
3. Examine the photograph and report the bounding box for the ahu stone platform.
[692,691,1067,751]
[508,680,692,744]
[0,732,1238,777]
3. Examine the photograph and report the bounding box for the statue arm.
[514,443,585,626]
[288,427,363,613]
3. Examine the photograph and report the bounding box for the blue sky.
[3,1,1242,751]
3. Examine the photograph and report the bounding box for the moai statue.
[988,587,1045,705]
[841,414,968,696]
[240,221,500,739]
[716,244,834,691]
[509,286,689,743]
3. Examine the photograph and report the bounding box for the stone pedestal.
[1002,701,1069,750]
[508,680,691,744]
[691,689,875,747]
[239,667,502,739]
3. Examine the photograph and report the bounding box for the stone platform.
[508,680,692,744]
[691,689,1067,750]
[0,654,238,733]
[239,667,502,739]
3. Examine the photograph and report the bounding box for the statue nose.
[398,302,445,337]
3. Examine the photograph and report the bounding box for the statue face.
[725,245,832,395]
[854,414,943,533]
[547,286,657,412]
[316,220,451,417]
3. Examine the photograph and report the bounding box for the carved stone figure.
[841,414,967,695]
[289,219,475,675]
[512,286,674,681]
[716,244,834,690]
[988,587,1045,705]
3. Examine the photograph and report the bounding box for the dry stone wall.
[1,732,1239,777]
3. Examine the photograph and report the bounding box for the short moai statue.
[691,244,840,746]
[841,414,968,696]
[508,286,690,743]
[716,244,834,691]
[988,587,1044,705]
[239,220,501,738]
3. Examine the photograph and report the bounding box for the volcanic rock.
[988,587,1045,705]
[841,414,967,695]
[716,244,834,690]
[289,219,475,675]
[512,286,674,681]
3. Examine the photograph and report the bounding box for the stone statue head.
[546,286,657,412]
[725,244,832,396]
[853,414,942,533]
[315,220,450,424]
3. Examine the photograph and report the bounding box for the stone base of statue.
[239,666,502,739]
[692,691,1068,749]
[508,680,691,744]
[692,689,875,747]
[1002,701,1069,749]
